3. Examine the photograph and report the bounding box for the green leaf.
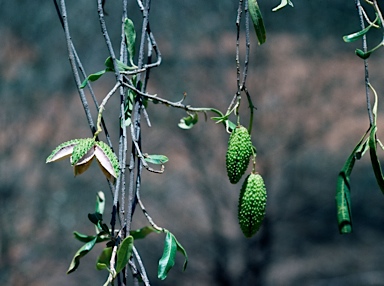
[80,70,107,89]
[158,231,177,280]
[73,231,110,243]
[130,226,161,240]
[115,236,134,275]
[124,18,136,66]
[343,26,372,43]
[174,234,188,271]
[95,191,105,215]
[73,232,97,243]
[88,212,105,231]
[122,75,137,127]
[369,126,384,194]
[46,139,80,163]
[272,0,294,12]
[248,0,266,45]
[355,49,371,60]
[144,154,169,165]
[343,14,380,43]
[336,129,370,234]
[178,113,198,129]
[104,56,134,72]
[96,247,113,270]
[67,236,98,274]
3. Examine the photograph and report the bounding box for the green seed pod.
[70,138,95,166]
[226,126,252,184]
[94,141,120,182]
[238,173,267,238]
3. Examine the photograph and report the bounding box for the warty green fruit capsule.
[226,125,252,184]
[238,173,267,238]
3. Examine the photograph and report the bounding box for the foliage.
[46,0,384,284]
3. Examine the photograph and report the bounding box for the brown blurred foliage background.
[2,0,384,285]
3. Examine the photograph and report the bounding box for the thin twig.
[356,0,374,126]
[59,0,96,134]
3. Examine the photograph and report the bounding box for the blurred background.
[2,0,384,285]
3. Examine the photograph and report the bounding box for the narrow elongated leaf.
[96,247,113,270]
[336,129,370,234]
[104,57,133,71]
[343,25,372,43]
[174,234,188,271]
[115,236,134,275]
[73,231,110,243]
[158,231,177,280]
[248,0,266,45]
[124,18,136,66]
[144,154,169,165]
[67,236,98,274]
[80,70,107,89]
[369,126,384,194]
[272,0,294,12]
[46,139,80,163]
[73,232,97,243]
[130,226,161,240]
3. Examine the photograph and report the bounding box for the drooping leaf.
[355,49,371,60]
[122,75,137,127]
[73,231,110,243]
[115,236,134,275]
[96,247,113,271]
[80,69,108,89]
[144,154,169,165]
[70,138,95,165]
[104,56,134,72]
[178,113,198,129]
[336,129,370,234]
[173,234,188,271]
[158,231,177,280]
[343,14,380,43]
[369,126,384,194]
[272,0,294,12]
[88,212,103,226]
[130,226,161,240]
[46,139,80,163]
[124,18,136,66]
[73,232,97,243]
[248,0,266,45]
[94,141,120,183]
[343,26,372,43]
[67,236,98,274]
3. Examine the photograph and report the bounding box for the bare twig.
[356,0,374,126]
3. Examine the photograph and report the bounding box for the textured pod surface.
[226,126,252,184]
[94,140,120,181]
[70,138,95,165]
[46,139,80,163]
[238,173,267,238]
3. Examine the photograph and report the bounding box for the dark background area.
[2,0,384,285]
